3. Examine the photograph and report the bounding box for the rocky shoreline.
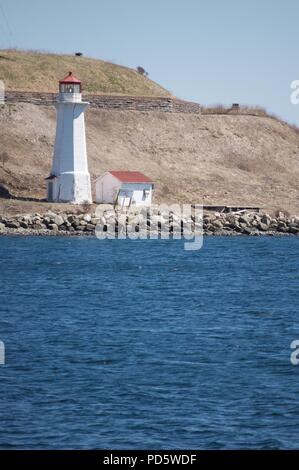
[0,208,298,237]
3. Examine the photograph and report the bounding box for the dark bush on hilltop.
[137,66,148,77]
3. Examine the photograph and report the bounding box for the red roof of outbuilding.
[59,71,81,84]
[109,171,153,183]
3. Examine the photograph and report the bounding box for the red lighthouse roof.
[59,71,81,84]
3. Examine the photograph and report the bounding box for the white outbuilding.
[96,171,154,207]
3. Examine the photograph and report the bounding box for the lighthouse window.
[60,83,81,93]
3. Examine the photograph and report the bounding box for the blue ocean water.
[0,236,298,450]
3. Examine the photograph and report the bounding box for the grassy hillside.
[0,102,298,215]
[0,49,171,96]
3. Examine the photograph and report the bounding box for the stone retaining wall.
[1,209,298,237]
[4,91,201,114]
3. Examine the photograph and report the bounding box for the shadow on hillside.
[0,183,46,202]
[0,55,16,61]
[9,195,47,203]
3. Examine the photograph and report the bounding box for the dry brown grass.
[0,49,171,97]
[201,104,268,116]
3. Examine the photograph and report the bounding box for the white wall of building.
[119,183,153,206]
[96,172,121,204]
[96,173,153,206]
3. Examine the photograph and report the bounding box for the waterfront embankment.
[0,208,298,237]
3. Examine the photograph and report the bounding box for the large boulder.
[48,224,58,231]
[242,227,253,235]
[278,226,288,233]
[6,221,20,229]
[32,223,45,231]
[238,214,251,225]
[66,215,76,224]
[212,220,224,229]
[51,215,64,226]
[261,214,271,225]
[288,225,299,235]
[83,214,92,223]
[257,222,269,232]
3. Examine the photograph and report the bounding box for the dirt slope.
[0,102,298,215]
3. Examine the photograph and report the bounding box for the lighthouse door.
[48,182,54,201]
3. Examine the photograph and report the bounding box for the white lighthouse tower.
[46,72,92,204]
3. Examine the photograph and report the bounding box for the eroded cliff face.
[0,102,299,214]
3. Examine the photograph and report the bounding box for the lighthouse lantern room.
[46,72,92,204]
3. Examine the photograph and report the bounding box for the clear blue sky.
[0,0,298,124]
